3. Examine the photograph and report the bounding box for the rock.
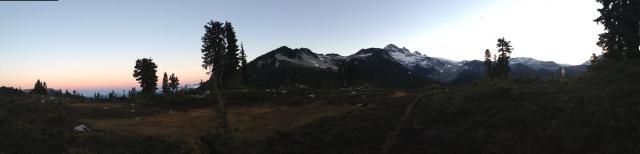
[308,94,315,98]
[74,124,91,132]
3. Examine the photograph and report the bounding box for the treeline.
[24,79,84,99]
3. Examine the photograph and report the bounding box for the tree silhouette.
[223,21,241,86]
[169,73,180,92]
[591,53,600,65]
[162,72,170,95]
[594,0,640,60]
[240,43,248,85]
[495,38,513,79]
[484,49,494,79]
[128,87,138,98]
[31,79,48,94]
[201,20,227,89]
[133,58,158,95]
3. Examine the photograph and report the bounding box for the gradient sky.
[0,0,603,95]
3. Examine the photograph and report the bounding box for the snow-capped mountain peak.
[509,57,562,71]
[384,44,411,54]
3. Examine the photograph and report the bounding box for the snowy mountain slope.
[247,44,589,86]
[509,57,562,71]
[382,44,463,82]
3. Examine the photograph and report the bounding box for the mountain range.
[246,44,588,88]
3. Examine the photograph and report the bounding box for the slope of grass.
[256,60,640,154]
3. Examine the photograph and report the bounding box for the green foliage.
[169,73,180,93]
[0,94,184,153]
[484,38,513,80]
[240,43,249,86]
[201,20,227,88]
[162,72,170,95]
[133,58,158,95]
[223,22,241,87]
[594,0,640,60]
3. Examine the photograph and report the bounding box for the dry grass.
[67,102,125,109]
[85,103,352,142]
[389,91,409,97]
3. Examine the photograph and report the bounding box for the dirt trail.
[381,94,426,154]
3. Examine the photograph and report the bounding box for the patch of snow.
[275,52,339,70]
[384,44,464,83]
[510,57,561,71]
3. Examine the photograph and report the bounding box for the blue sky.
[0,0,603,94]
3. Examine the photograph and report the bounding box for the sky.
[0,0,603,95]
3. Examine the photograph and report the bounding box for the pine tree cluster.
[484,38,513,79]
[201,20,249,89]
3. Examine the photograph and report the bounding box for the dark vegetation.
[0,0,638,153]
[0,94,184,154]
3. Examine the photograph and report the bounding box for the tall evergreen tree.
[201,20,227,88]
[594,0,640,60]
[169,73,180,92]
[162,72,170,95]
[133,58,158,95]
[201,20,233,136]
[484,49,494,79]
[42,82,48,92]
[239,43,248,85]
[223,21,241,86]
[495,38,513,79]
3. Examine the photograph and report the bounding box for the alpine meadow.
[1,0,639,153]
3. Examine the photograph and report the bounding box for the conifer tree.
[484,49,494,79]
[169,73,180,92]
[133,58,158,95]
[201,20,227,88]
[495,38,513,79]
[239,43,248,85]
[128,87,138,98]
[32,79,48,94]
[594,0,640,60]
[42,82,48,93]
[162,72,170,95]
[223,21,240,86]
[201,19,233,137]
